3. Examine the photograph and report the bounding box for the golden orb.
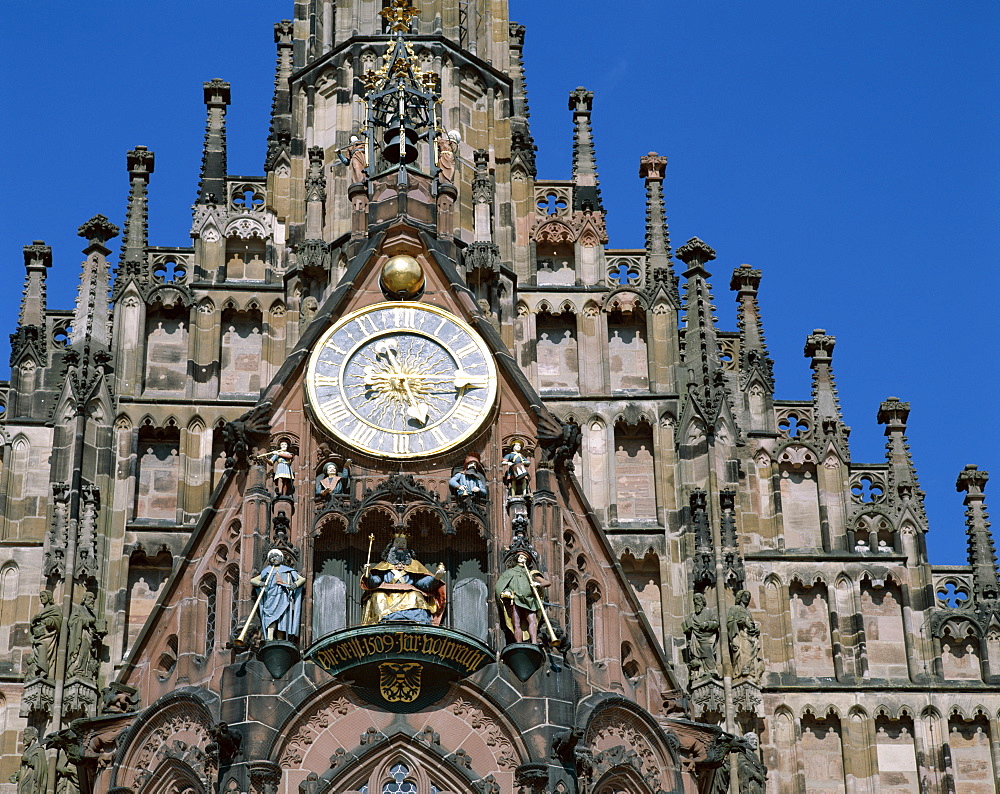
[380,255,425,296]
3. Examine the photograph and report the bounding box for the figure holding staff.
[248,549,305,642]
[496,551,552,645]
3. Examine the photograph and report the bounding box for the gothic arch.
[323,736,482,794]
[577,695,682,794]
[112,692,218,792]
[274,682,527,785]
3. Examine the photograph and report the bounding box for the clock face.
[306,302,498,458]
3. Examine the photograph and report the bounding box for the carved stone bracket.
[20,678,55,718]
[248,759,282,794]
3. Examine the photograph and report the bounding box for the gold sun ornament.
[379,0,420,33]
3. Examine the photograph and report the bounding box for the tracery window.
[201,574,217,655]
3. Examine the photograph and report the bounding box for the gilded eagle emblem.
[379,661,422,703]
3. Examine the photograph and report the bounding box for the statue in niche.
[10,727,47,794]
[496,551,551,645]
[316,459,352,501]
[682,592,720,680]
[361,534,446,626]
[436,129,461,184]
[66,592,105,680]
[448,453,487,507]
[249,549,305,641]
[260,440,295,496]
[502,439,531,497]
[727,590,765,683]
[26,590,62,680]
[337,135,368,185]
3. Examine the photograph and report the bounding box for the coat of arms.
[379,661,422,703]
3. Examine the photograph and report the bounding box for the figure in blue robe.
[250,549,305,641]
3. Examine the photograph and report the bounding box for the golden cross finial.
[379,0,420,33]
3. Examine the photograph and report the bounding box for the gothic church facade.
[1,1,998,793]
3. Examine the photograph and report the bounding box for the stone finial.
[676,237,716,271]
[729,264,762,295]
[568,86,593,113]
[203,77,231,106]
[804,329,836,362]
[77,215,120,253]
[956,464,988,498]
[509,21,526,47]
[23,241,52,271]
[126,145,155,177]
[274,19,294,44]
[639,152,667,182]
[877,396,910,428]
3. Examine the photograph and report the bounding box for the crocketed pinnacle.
[197,79,231,205]
[677,238,722,410]
[956,465,999,607]
[121,146,155,266]
[265,21,294,172]
[569,87,603,212]
[73,215,119,349]
[877,397,926,524]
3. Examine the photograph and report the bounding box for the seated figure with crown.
[360,534,447,626]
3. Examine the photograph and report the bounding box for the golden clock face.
[306,302,498,458]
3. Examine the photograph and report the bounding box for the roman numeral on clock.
[394,307,416,329]
[391,434,411,454]
[430,427,448,446]
[451,402,481,425]
[355,314,378,335]
[454,342,478,359]
[349,421,378,447]
[321,397,350,424]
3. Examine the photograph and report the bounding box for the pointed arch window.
[200,574,218,655]
[586,582,602,661]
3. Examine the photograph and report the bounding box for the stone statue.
[260,440,295,496]
[11,727,47,794]
[727,590,764,682]
[737,733,767,794]
[26,590,62,680]
[496,551,551,644]
[448,453,487,506]
[67,592,104,680]
[502,440,531,497]
[682,592,720,680]
[436,129,460,183]
[337,135,367,184]
[249,549,305,641]
[299,772,322,793]
[361,534,446,626]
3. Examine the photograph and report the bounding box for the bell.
[499,642,545,682]
[382,121,419,165]
[257,640,300,679]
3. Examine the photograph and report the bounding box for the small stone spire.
[956,465,999,607]
[804,329,841,423]
[568,87,603,212]
[876,397,926,522]
[508,22,536,177]
[677,237,721,408]
[731,265,773,389]
[265,20,294,172]
[639,152,673,264]
[120,146,155,268]
[10,242,52,368]
[197,79,231,205]
[73,215,120,349]
[18,241,52,328]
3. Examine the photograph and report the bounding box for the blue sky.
[1,1,997,565]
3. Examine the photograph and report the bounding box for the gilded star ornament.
[379,0,420,33]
